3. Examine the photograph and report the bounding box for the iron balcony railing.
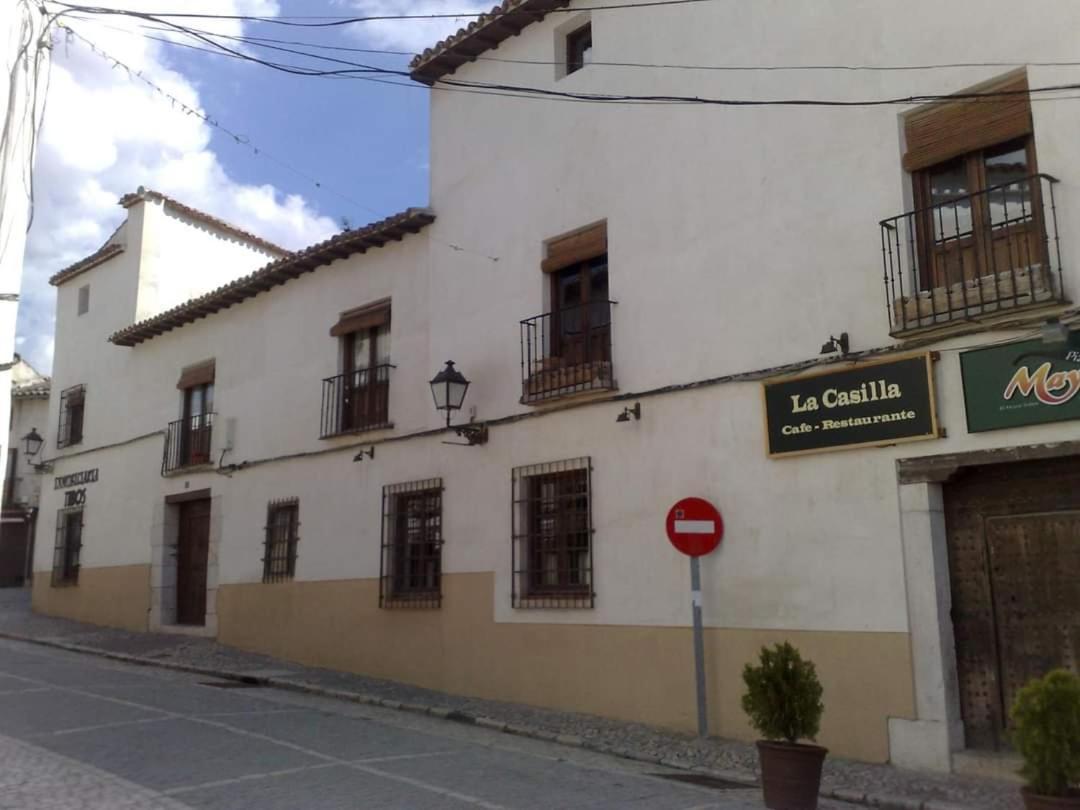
[520,300,616,403]
[320,364,392,438]
[162,412,214,475]
[880,173,1064,335]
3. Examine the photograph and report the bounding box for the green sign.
[764,353,939,457]
[960,331,1080,433]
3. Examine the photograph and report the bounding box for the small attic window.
[77,285,90,316]
[566,23,592,75]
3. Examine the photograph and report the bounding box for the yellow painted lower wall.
[218,572,915,762]
[31,564,151,632]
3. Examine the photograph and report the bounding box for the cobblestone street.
[0,636,856,810]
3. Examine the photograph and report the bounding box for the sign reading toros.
[665,498,724,557]
[763,354,939,458]
[960,331,1080,433]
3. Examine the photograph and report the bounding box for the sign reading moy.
[961,330,1080,433]
[764,354,938,457]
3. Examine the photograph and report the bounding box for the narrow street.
[0,637,846,810]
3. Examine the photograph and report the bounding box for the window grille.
[380,478,443,608]
[57,385,85,448]
[51,507,83,587]
[262,499,300,583]
[511,457,594,609]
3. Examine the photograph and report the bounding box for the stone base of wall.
[218,572,915,762]
[31,564,150,632]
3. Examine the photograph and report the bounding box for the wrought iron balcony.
[520,300,616,403]
[162,413,214,475]
[320,365,392,438]
[880,173,1064,335]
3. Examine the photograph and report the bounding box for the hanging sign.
[960,330,1080,433]
[763,354,939,458]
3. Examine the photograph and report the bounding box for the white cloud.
[337,0,492,54]
[17,0,338,372]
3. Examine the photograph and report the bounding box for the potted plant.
[742,642,827,810]
[1011,669,1080,810]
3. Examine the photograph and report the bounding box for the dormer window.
[566,23,592,75]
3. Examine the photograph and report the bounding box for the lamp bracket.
[352,446,375,462]
[448,423,488,446]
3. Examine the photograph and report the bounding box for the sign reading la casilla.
[763,353,939,457]
[960,330,1080,432]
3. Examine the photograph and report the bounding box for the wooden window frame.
[262,499,300,583]
[57,385,85,449]
[566,22,592,75]
[77,284,90,316]
[912,134,1045,290]
[511,458,594,609]
[380,478,443,608]
[339,323,391,433]
[51,506,82,587]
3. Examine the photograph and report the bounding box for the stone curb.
[0,631,982,810]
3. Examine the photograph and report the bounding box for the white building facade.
[30,0,1080,771]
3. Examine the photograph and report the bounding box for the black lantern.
[22,427,43,458]
[429,361,470,427]
[429,361,487,445]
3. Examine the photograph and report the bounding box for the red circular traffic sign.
[666,497,724,557]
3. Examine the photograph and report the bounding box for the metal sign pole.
[690,555,708,738]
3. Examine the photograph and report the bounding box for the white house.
[29,0,1080,772]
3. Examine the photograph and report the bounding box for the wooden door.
[176,499,211,626]
[945,457,1080,749]
[551,256,610,367]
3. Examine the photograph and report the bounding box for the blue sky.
[18,0,483,373]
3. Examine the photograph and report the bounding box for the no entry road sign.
[665,497,724,558]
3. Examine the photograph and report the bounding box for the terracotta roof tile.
[409,0,571,84]
[119,187,289,257]
[48,243,124,287]
[12,380,50,399]
[109,207,435,348]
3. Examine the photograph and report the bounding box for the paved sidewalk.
[0,589,1022,810]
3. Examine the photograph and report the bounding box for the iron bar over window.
[380,478,443,608]
[320,365,392,438]
[880,173,1064,334]
[162,413,215,475]
[263,498,300,583]
[512,458,594,609]
[51,507,82,586]
[57,385,85,448]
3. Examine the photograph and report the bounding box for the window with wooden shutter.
[322,301,392,436]
[511,458,594,608]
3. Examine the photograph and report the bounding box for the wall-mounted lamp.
[820,332,850,356]
[616,402,641,423]
[352,446,375,462]
[1041,318,1070,347]
[22,427,43,458]
[430,360,488,446]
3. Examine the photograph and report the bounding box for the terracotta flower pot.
[756,740,828,810]
[1021,788,1080,810]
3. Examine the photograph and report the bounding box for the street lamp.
[22,428,43,458]
[429,361,487,445]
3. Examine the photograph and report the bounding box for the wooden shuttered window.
[329,300,391,337]
[541,222,607,274]
[57,385,85,449]
[903,71,1032,172]
[176,360,215,390]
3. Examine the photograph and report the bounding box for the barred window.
[512,458,594,608]
[262,499,299,583]
[52,507,82,587]
[57,385,85,448]
[380,478,442,608]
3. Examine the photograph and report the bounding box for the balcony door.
[916,137,1043,290]
[182,382,213,466]
[343,323,390,431]
[551,256,610,367]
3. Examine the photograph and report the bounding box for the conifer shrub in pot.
[741,642,827,810]
[1011,669,1080,810]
